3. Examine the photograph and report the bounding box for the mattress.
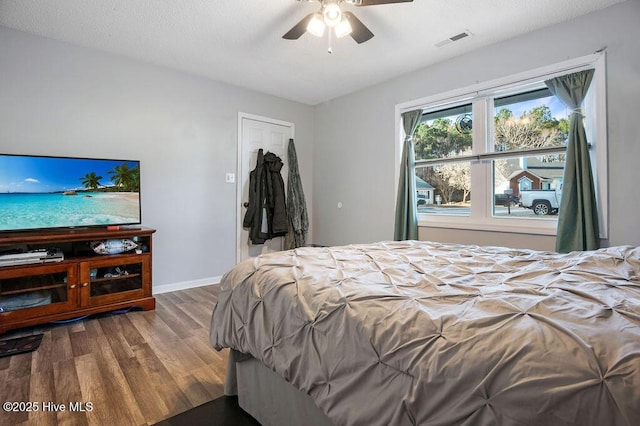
[210,241,640,425]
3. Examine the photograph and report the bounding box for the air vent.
[435,30,473,48]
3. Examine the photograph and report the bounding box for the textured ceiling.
[0,0,628,105]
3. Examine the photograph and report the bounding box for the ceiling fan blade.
[343,12,374,44]
[351,0,413,5]
[283,13,315,40]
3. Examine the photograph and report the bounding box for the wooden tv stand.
[0,227,156,334]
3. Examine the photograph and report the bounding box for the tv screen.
[0,154,141,232]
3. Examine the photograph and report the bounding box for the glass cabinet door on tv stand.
[79,253,151,307]
[0,263,78,318]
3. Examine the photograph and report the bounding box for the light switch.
[225,173,235,183]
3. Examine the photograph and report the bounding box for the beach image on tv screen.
[0,155,141,231]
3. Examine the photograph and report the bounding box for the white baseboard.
[153,276,222,295]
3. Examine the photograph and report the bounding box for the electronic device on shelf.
[0,248,64,267]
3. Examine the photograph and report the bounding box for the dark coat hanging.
[243,149,288,245]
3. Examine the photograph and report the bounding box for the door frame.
[236,112,295,264]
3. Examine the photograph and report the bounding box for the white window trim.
[394,53,608,238]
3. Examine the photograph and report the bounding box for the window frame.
[395,53,608,238]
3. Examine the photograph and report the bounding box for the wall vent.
[435,30,473,47]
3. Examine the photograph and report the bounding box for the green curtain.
[545,69,599,252]
[394,110,422,241]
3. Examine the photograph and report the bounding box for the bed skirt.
[225,349,334,426]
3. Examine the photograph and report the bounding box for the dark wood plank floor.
[0,285,229,426]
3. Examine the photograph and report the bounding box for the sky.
[503,96,569,121]
[0,155,139,193]
[425,95,570,132]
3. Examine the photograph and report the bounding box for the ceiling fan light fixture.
[307,13,326,37]
[334,17,353,38]
[323,3,342,27]
[285,0,413,45]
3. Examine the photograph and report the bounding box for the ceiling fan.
[283,0,413,46]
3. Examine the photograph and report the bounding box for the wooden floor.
[0,285,229,426]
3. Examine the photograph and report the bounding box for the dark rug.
[0,334,43,358]
[154,396,261,426]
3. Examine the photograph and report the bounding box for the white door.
[237,114,293,263]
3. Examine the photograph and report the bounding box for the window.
[398,54,607,236]
[415,104,472,216]
[490,88,569,218]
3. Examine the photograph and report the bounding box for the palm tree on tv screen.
[81,172,103,190]
[108,163,140,192]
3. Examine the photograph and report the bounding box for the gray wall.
[313,0,640,249]
[0,27,315,291]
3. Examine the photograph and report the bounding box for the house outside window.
[398,54,608,237]
[416,176,434,205]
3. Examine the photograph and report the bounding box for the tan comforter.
[210,241,640,425]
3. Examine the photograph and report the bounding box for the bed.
[209,241,640,426]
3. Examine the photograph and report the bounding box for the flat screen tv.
[0,154,141,232]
